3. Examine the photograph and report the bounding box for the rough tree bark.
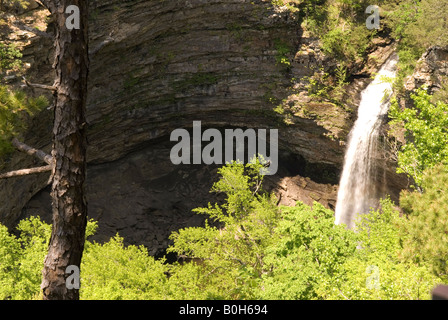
[40,0,89,300]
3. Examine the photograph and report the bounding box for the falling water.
[335,53,398,229]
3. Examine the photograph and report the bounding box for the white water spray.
[335,54,398,229]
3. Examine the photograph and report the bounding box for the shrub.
[0,43,22,73]
[399,164,448,282]
[0,216,51,300]
[389,88,448,186]
[81,235,168,300]
[0,161,445,300]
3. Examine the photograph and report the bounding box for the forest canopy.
[0,159,446,300]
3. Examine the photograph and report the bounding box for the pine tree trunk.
[41,0,89,300]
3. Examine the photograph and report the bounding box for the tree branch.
[22,77,57,92]
[12,138,53,165]
[0,165,52,179]
[35,0,51,11]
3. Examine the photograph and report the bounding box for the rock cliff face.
[405,46,448,96]
[0,0,405,255]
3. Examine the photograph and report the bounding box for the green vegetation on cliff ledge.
[271,0,448,89]
[271,0,379,67]
[1,159,445,300]
[382,0,448,88]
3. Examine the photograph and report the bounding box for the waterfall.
[334,53,398,229]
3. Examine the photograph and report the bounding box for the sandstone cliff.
[0,0,406,255]
[405,46,448,97]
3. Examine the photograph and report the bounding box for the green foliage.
[321,25,372,65]
[270,0,302,13]
[293,0,446,93]
[323,256,438,300]
[389,88,448,185]
[271,0,285,6]
[300,0,329,33]
[0,161,445,300]
[81,235,168,300]
[273,104,285,115]
[303,64,348,105]
[259,201,358,299]
[320,197,440,300]
[273,0,447,93]
[382,0,448,87]
[286,1,376,105]
[168,160,442,300]
[0,217,100,300]
[0,85,48,155]
[0,43,22,73]
[355,197,401,260]
[258,197,440,300]
[304,67,332,99]
[300,0,376,68]
[168,159,280,299]
[274,39,292,69]
[402,0,448,50]
[399,164,448,282]
[0,216,51,299]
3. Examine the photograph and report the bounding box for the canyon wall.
[0,0,406,255]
